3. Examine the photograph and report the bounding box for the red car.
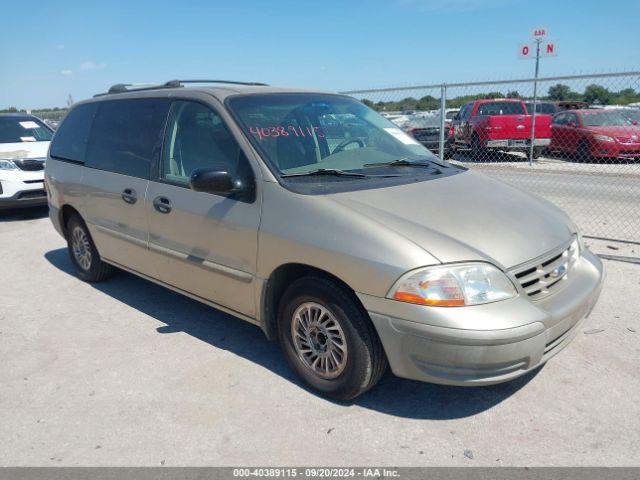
[451,98,552,158]
[550,109,640,160]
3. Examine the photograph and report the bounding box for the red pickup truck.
[451,99,552,158]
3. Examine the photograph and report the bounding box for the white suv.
[0,114,53,209]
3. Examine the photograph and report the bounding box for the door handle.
[121,188,137,204]
[153,196,172,214]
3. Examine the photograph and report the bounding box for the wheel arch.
[60,204,83,239]
[260,263,368,341]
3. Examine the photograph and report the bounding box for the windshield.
[618,109,640,122]
[227,94,437,176]
[0,117,53,144]
[580,111,633,127]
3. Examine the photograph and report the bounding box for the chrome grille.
[511,240,578,300]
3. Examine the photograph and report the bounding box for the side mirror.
[189,168,241,195]
[568,122,576,128]
[633,120,638,126]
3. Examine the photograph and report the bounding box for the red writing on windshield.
[249,125,325,140]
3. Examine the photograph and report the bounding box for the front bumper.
[358,248,604,386]
[0,170,47,210]
[590,141,640,159]
[0,191,48,209]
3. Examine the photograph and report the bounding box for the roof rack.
[170,79,268,86]
[95,79,267,97]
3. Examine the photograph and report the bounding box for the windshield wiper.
[281,168,368,178]
[363,158,443,172]
[281,168,400,179]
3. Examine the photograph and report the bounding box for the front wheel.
[577,141,593,163]
[66,214,114,282]
[531,147,542,159]
[277,276,387,400]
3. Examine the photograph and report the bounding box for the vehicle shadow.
[0,206,49,222]
[44,247,540,420]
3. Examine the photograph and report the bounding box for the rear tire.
[277,276,387,400]
[66,214,114,282]
[471,135,487,160]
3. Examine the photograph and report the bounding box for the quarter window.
[50,103,98,162]
[85,99,170,178]
[161,101,243,184]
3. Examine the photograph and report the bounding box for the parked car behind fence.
[550,109,640,161]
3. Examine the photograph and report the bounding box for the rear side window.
[477,102,525,116]
[49,103,98,162]
[86,98,170,178]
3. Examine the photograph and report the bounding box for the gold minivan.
[46,80,604,399]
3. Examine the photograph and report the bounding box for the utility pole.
[519,28,557,166]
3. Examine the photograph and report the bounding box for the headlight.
[0,159,17,170]
[389,263,517,307]
[593,134,615,142]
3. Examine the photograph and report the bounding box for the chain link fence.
[341,72,640,246]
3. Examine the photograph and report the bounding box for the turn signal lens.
[389,264,517,307]
[569,236,581,264]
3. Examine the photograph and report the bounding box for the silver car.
[45,80,604,399]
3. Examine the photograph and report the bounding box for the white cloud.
[56,44,64,50]
[80,61,107,71]
[61,69,73,76]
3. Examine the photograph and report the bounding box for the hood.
[0,141,49,160]
[585,125,640,137]
[329,170,573,269]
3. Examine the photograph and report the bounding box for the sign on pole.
[519,41,557,59]
[532,27,547,38]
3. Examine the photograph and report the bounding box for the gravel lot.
[1,207,639,467]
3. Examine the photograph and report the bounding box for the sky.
[1,0,638,109]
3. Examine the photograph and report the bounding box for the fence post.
[439,83,447,161]
[528,38,542,165]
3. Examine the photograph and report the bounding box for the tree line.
[360,83,640,112]
[3,83,639,118]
